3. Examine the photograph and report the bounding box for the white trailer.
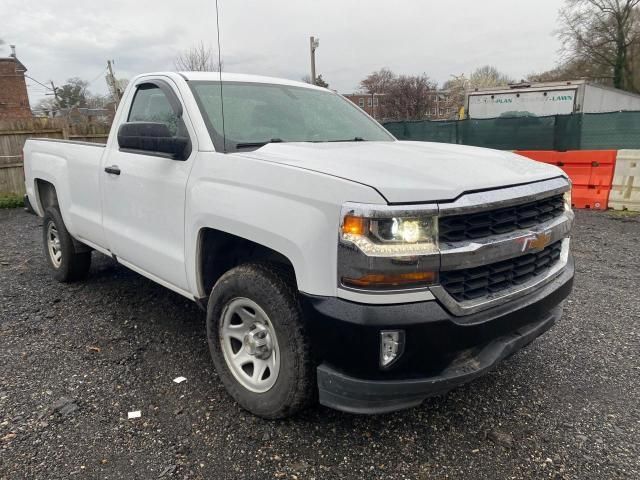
[466,80,640,119]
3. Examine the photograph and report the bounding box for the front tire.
[42,207,91,282]
[206,263,314,419]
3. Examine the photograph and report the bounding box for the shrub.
[0,195,24,209]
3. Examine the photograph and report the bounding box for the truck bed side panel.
[24,139,106,248]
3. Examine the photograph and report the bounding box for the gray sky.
[2,0,564,106]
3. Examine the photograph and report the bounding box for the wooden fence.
[0,118,110,196]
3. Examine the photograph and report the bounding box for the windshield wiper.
[324,137,366,142]
[235,138,284,149]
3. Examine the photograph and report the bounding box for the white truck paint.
[467,79,640,119]
[24,72,563,302]
[23,72,575,416]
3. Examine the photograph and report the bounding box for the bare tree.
[389,74,438,120]
[174,42,222,72]
[559,0,640,91]
[442,74,469,112]
[526,57,611,82]
[469,65,514,89]
[359,68,396,94]
[357,69,438,120]
[443,66,513,112]
[34,97,57,116]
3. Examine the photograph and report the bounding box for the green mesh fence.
[383,111,640,150]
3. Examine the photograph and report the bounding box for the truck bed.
[24,138,107,249]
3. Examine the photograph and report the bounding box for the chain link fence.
[383,111,640,150]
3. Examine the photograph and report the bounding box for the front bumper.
[302,257,574,414]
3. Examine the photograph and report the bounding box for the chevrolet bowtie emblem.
[520,231,552,252]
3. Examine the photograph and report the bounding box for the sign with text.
[468,89,577,119]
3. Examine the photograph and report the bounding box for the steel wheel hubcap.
[47,222,62,268]
[220,297,280,393]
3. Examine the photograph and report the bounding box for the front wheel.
[42,207,91,282]
[206,263,314,419]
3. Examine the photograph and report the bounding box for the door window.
[128,84,185,136]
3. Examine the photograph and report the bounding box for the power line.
[27,67,107,94]
[24,74,54,92]
[26,87,51,94]
[88,66,108,85]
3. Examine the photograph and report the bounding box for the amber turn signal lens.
[342,271,437,289]
[342,215,366,236]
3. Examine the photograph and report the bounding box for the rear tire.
[42,207,91,282]
[206,262,314,419]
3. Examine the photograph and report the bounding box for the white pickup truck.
[24,72,574,418]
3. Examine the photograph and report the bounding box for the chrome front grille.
[439,194,565,243]
[430,178,573,315]
[440,240,563,302]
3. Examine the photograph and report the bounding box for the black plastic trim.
[317,306,560,414]
[302,260,574,414]
[118,148,177,161]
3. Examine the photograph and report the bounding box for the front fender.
[185,152,384,297]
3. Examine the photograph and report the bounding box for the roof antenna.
[215,0,226,152]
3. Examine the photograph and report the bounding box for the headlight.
[338,203,439,290]
[341,213,438,256]
[563,188,572,211]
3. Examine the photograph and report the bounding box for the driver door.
[100,78,195,294]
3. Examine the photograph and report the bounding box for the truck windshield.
[189,81,394,152]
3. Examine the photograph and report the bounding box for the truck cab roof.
[134,71,328,91]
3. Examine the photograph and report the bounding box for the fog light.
[380,330,405,369]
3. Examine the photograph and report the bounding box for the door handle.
[104,165,121,175]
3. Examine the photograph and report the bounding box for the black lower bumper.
[302,258,574,414]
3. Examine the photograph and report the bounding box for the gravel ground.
[0,208,638,480]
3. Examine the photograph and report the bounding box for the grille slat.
[439,195,564,243]
[440,241,563,302]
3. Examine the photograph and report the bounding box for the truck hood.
[235,140,564,203]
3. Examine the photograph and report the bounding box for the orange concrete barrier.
[516,150,556,165]
[516,150,617,210]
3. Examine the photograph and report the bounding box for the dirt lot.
[0,208,638,479]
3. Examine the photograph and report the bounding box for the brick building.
[343,90,459,121]
[425,90,457,120]
[342,93,385,120]
[0,46,32,119]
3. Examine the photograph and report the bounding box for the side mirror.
[117,122,191,160]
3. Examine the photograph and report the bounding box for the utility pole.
[309,36,319,85]
[106,60,122,103]
[50,81,59,102]
[44,80,60,117]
